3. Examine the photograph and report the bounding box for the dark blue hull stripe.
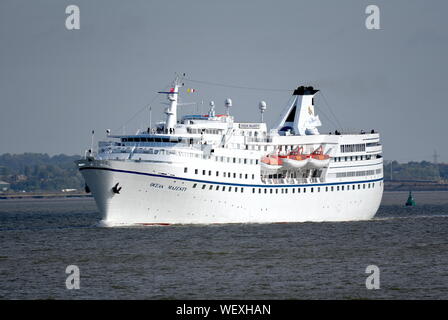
[79,166,384,188]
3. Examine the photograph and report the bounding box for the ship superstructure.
[77,77,383,225]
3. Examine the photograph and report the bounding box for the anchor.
[112,182,122,194]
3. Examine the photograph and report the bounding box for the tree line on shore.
[0,153,447,192]
[383,160,448,182]
[0,153,84,192]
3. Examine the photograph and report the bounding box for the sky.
[0,0,447,162]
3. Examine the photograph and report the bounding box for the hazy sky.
[1,0,447,162]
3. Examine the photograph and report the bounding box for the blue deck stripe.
[79,166,384,188]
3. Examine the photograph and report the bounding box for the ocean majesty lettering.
[168,185,187,192]
[150,182,186,192]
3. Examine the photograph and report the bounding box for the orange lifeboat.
[308,146,330,168]
[280,146,309,168]
[261,154,283,170]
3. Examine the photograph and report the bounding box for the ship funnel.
[275,86,321,136]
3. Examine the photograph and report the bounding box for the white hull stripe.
[80,167,383,188]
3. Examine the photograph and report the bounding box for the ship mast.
[159,75,183,133]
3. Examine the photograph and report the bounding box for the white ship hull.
[79,159,383,226]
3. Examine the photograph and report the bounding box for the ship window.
[241,188,244,193]
[311,188,313,193]
[331,186,334,191]
[222,186,226,191]
[233,173,236,178]
[275,189,278,194]
[285,189,288,194]
[202,185,206,189]
[303,188,306,193]
[298,188,300,193]
[235,188,238,193]
[318,187,320,192]
[216,171,219,176]
[352,185,355,190]
[325,186,328,192]
[281,189,284,194]
[209,185,213,190]
[216,186,219,191]
[195,169,198,174]
[208,170,211,176]
[259,189,262,193]
[193,183,197,188]
[244,159,247,164]
[264,189,267,194]
[341,186,344,191]
[372,183,375,188]
[363,184,366,189]
[252,174,255,179]
[270,189,273,194]
[239,174,242,179]
[202,170,206,175]
[228,187,232,192]
[184,167,188,173]
[292,188,295,193]
[337,186,340,191]
[358,184,361,189]
[245,174,248,179]
[252,188,255,193]
[233,158,236,163]
[255,160,259,165]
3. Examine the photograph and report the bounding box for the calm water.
[1,192,448,299]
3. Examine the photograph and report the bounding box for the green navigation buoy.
[405,191,416,206]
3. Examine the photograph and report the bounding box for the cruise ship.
[76,77,383,226]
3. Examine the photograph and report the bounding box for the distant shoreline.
[0,192,92,200]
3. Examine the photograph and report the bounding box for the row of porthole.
[187,168,256,180]
[191,182,377,194]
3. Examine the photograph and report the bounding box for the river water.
[1,191,447,299]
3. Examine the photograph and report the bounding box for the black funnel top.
[293,86,319,95]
